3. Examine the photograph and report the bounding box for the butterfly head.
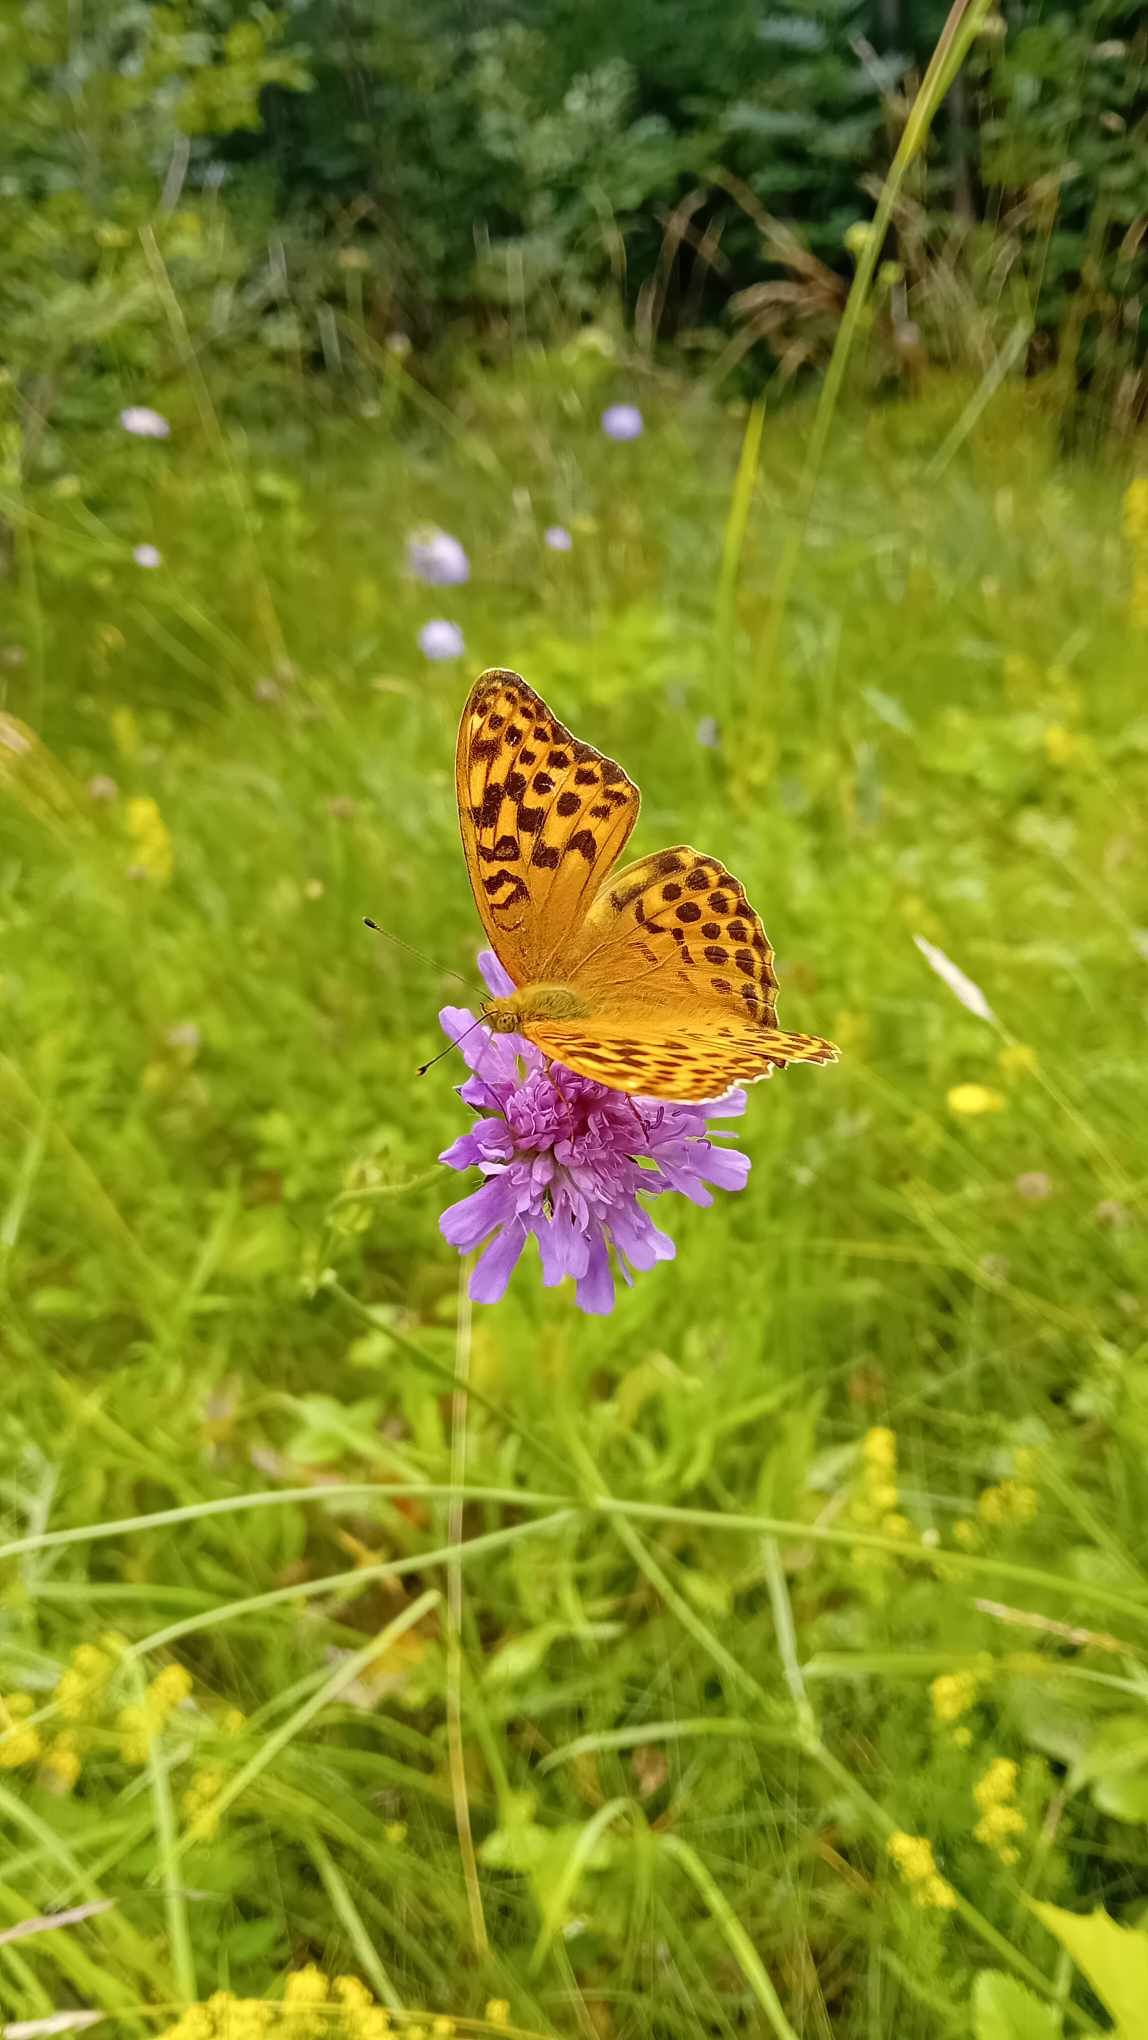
[482,982,591,1035]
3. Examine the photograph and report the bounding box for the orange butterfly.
[456,669,838,1102]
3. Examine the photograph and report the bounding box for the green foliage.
[1028,1901,1148,2037]
[0,0,309,440]
[2,347,1148,2033]
[978,1,1147,420]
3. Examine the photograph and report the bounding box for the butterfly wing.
[525,844,837,1100]
[524,1017,833,1102]
[455,669,639,985]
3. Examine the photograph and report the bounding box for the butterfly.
[456,668,838,1102]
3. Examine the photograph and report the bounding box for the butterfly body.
[456,668,838,1102]
[483,984,592,1031]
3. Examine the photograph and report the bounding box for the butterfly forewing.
[456,669,640,985]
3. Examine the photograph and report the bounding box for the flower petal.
[469,1221,528,1303]
[574,1227,616,1314]
[478,949,516,999]
[439,1176,514,1251]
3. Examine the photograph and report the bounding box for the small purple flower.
[438,952,751,1314]
[419,620,465,661]
[120,406,170,439]
[544,525,573,552]
[132,543,162,569]
[601,404,644,442]
[696,715,720,749]
[408,528,470,587]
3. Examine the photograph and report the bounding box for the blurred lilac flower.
[119,406,170,439]
[696,715,720,749]
[438,951,751,1314]
[132,544,162,569]
[601,404,644,442]
[544,525,573,552]
[87,774,119,801]
[408,528,470,586]
[419,620,465,660]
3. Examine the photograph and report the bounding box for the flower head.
[418,619,465,661]
[133,543,162,569]
[437,953,750,1314]
[601,403,643,442]
[407,528,470,587]
[544,525,573,552]
[120,406,170,439]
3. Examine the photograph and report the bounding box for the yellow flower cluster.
[0,1692,42,1770]
[886,1831,957,1911]
[973,1757,1026,1866]
[156,1973,467,2040]
[119,1661,193,1763]
[182,1763,226,1842]
[978,1478,1038,1528]
[55,1636,123,1720]
[125,793,174,882]
[850,1427,914,1561]
[1124,477,1148,627]
[930,1664,985,1749]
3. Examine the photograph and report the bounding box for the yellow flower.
[973,1757,1027,1863]
[333,1979,373,2011]
[384,1821,407,1844]
[863,1427,896,1472]
[484,2005,511,2030]
[283,1969,329,2006]
[952,1518,980,1549]
[219,1706,247,1738]
[886,1831,957,1910]
[978,1479,1038,1528]
[931,1669,979,1728]
[0,1721,42,1769]
[125,794,174,882]
[151,1663,193,1710]
[40,1732,82,1792]
[948,1083,1005,1117]
[55,1639,118,1720]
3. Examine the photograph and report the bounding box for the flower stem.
[447,1251,488,1957]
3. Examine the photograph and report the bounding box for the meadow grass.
[1,345,1147,2039]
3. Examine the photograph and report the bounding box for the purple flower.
[120,406,170,439]
[544,525,573,552]
[601,404,644,442]
[696,715,720,750]
[132,543,162,569]
[438,952,751,1314]
[408,528,470,587]
[419,620,465,661]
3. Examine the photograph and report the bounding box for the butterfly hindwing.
[524,1016,835,1102]
[456,669,640,985]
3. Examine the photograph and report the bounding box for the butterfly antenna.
[363,917,472,988]
[416,1013,490,1077]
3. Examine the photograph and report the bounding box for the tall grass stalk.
[753,0,994,703]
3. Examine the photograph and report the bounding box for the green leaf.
[972,1971,1058,2040]
[1028,1899,1148,2037]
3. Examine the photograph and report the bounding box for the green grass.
[2,345,1147,2039]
